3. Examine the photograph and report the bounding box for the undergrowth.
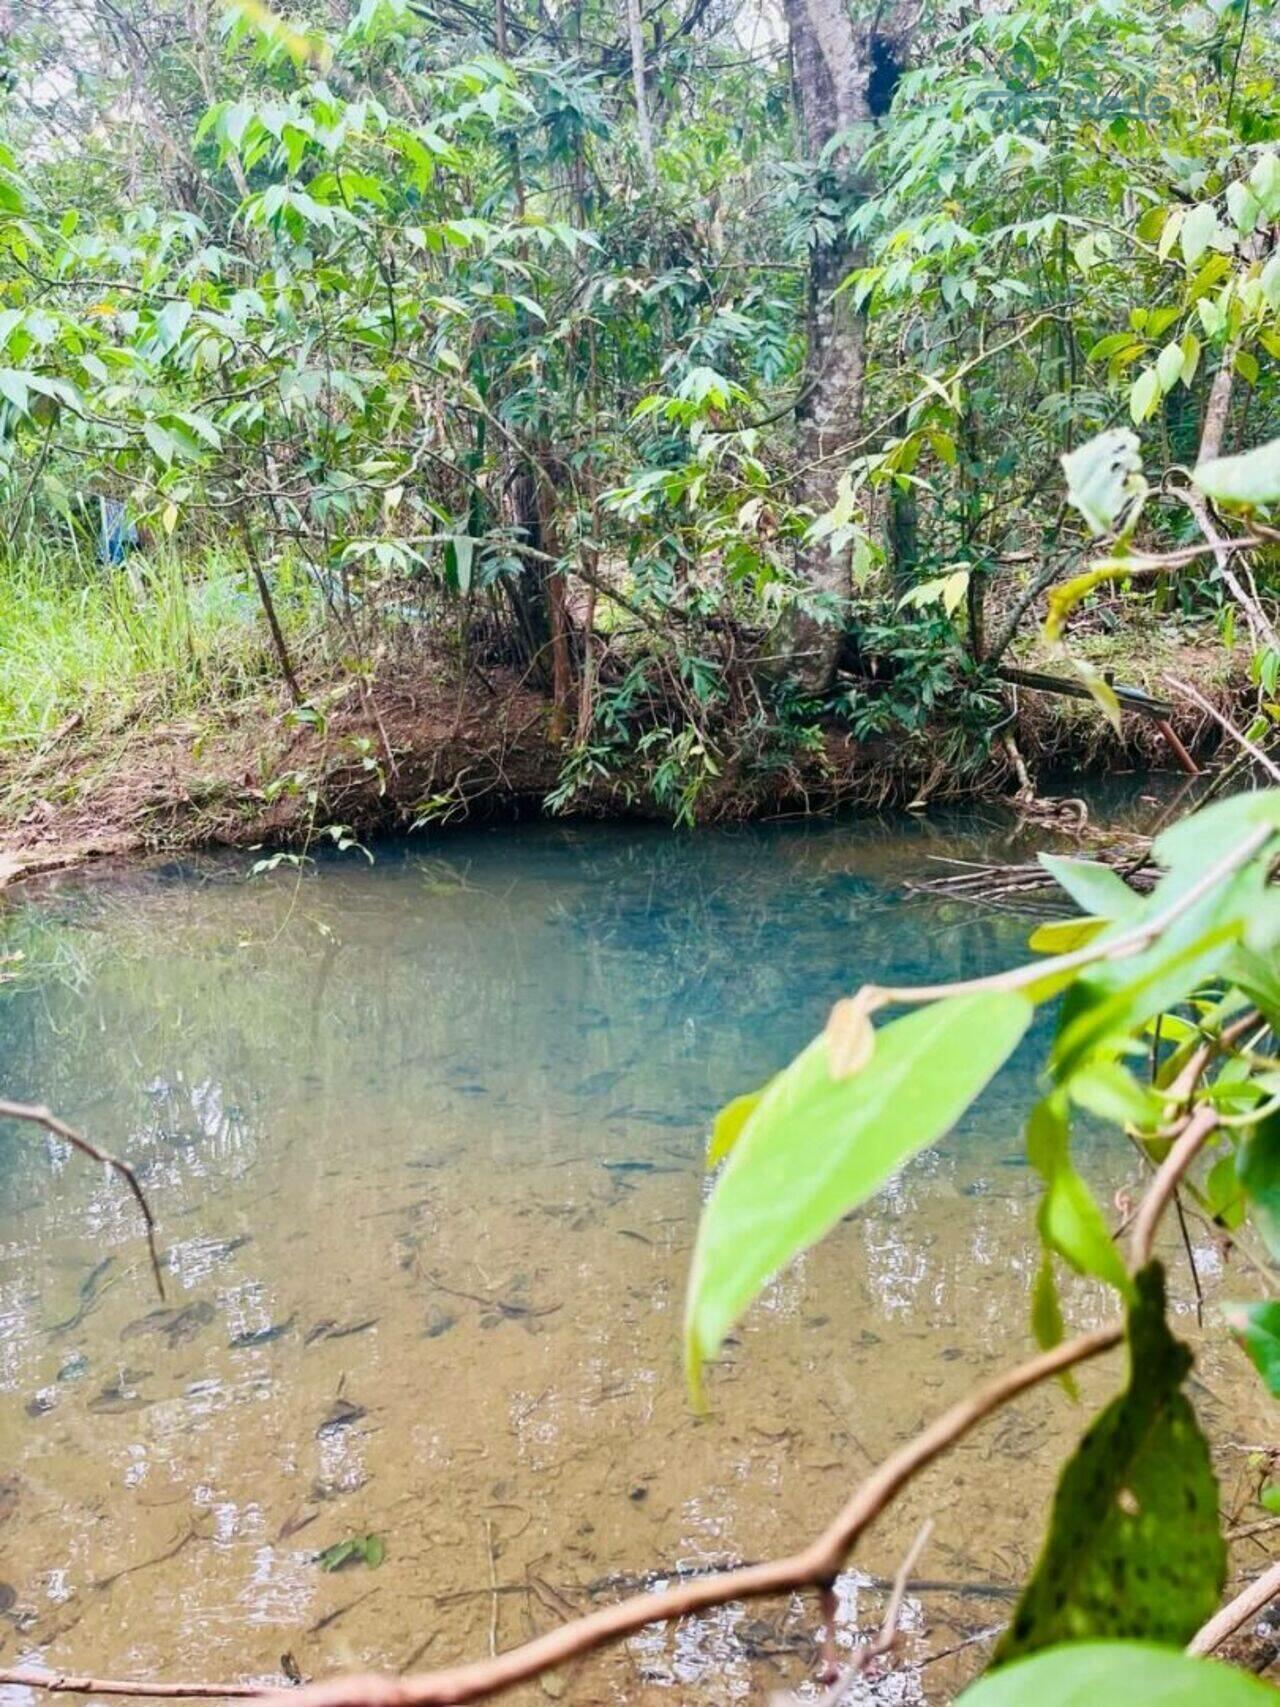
[0,547,323,751]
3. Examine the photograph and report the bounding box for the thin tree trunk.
[775,0,916,692]
[624,0,656,181]
[239,517,303,706]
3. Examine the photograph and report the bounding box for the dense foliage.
[0,0,1277,817]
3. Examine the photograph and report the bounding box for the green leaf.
[1237,1112,1280,1257]
[0,366,29,414]
[1067,1060,1160,1129]
[1028,917,1109,954]
[994,1265,1224,1666]
[1224,1299,1280,1396]
[1193,438,1280,508]
[1027,1097,1132,1295]
[959,1643,1276,1706]
[1130,366,1159,424]
[1156,343,1183,393]
[1032,1251,1078,1400]
[1039,856,1142,921]
[1180,202,1218,267]
[317,1533,384,1571]
[684,991,1033,1394]
[707,1089,764,1167]
[1061,431,1145,535]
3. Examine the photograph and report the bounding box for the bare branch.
[0,1098,165,1298]
[1187,1561,1280,1656]
[1163,674,1280,786]
[0,1325,1120,1707]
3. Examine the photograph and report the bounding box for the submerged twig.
[0,1098,164,1298]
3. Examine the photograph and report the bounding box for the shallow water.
[0,815,1271,1703]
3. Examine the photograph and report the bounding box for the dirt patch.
[0,629,1254,887]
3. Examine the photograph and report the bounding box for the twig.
[0,1328,1121,1705]
[1164,675,1280,785]
[806,1519,935,1703]
[1131,1104,1220,1268]
[1187,1561,1280,1656]
[0,1099,164,1298]
[0,1677,264,1700]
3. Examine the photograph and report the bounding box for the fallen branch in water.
[0,1098,164,1298]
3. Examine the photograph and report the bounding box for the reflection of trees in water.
[0,821,1048,1195]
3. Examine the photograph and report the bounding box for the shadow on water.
[0,807,1267,1700]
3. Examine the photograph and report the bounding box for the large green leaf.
[994,1265,1224,1665]
[1039,855,1143,921]
[684,991,1033,1393]
[1193,437,1280,508]
[959,1644,1276,1706]
[1224,1300,1280,1396]
[1027,1097,1132,1296]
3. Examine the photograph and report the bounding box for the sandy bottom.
[0,820,1273,1703]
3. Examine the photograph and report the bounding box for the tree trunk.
[777,0,915,692]
[623,0,656,182]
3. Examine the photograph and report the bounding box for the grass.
[0,544,324,750]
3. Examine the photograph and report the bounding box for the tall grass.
[0,546,323,749]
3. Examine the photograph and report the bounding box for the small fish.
[304,1318,377,1346]
[278,1509,319,1543]
[121,1300,216,1347]
[577,1069,624,1096]
[317,1397,367,1437]
[0,1582,16,1614]
[230,1314,296,1350]
[47,1255,117,1335]
[423,1307,456,1340]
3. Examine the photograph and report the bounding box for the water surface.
[0,816,1269,1702]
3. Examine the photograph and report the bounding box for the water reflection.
[0,815,1269,1701]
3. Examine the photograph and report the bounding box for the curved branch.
[0,1324,1120,1706]
[0,1098,165,1298]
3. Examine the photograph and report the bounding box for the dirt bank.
[0,629,1255,887]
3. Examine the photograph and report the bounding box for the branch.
[0,1099,164,1298]
[1187,1561,1280,1656]
[1163,674,1280,786]
[0,1328,1120,1706]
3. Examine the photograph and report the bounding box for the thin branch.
[0,1327,1122,1706]
[0,1099,164,1298]
[0,1677,264,1701]
[1131,1104,1220,1268]
[806,1519,934,1703]
[1187,1561,1280,1656]
[1164,674,1280,785]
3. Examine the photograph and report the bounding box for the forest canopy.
[0,0,1277,834]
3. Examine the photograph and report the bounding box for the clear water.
[0,816,1268,1703]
